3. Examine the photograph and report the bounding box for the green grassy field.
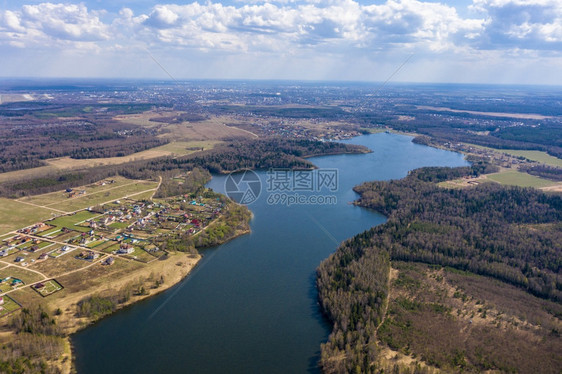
[39,227,63,238]
[0,233,12,241]
[18,176,134,206]
[466,144,562,167]
[0,199,59,236]
[32,279,63,297]
[127,190,157,201]
[486,171,557,188]
[47,211,99,230]
[94,241,119,252]
[16,176,158,213]
[499,150,562,167]
[124,247,157,263]
[51,181,158,212]
[0,295,21,317]
[85,239,106,248]
[108,221,129,230]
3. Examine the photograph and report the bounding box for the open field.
[0,198,59,235]
[116,112,256,141]
[32,252,104,279]
[465,143,562,167]
[123,247,157,263]
[55,256,143,294]
[114,110,185,128]
[0,176,157,235]
[18,178,158,213]
[541,183,562,193]
[417,105,553,120]
[0,233,12,242]
[152,140,222,154]
[0,164,58,184]
[438,175,492,189]
[497,149,562,167]
[45,140,221,170]
[0,138,219,185]
[19,175,147,206]
[359,127,386,134]
[377,262,562,373]
[0,295,21,318]
[54,181,158,212]
[440,169,559,190]
[486,170,557,188]
[47,211,100,229]
[125,189,157,201]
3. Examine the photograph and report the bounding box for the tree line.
[316,165,562,373]
[0,138,368,197]
[0,103,166,173]
[0,307,65,373]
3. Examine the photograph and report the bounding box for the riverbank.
[65,229,252,372]
[0,198,251,374]
[60,251,201,373]
[69,133,470,374]
[0,250,203,374]
[319,165,562,372]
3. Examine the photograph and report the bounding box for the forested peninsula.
[317,166,562,373]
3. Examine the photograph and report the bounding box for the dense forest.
[317,166,562,373]
[0,307,65,374]
[153,167,211,199]
[0,102,166,172]
[0,138,367,197]
[215,105,347,119]
[520,164,562,181]
[387,113,562,158]
[186,138,368,173]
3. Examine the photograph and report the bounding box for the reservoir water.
[72,133,469,373]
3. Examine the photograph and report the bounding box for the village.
[0,187,226,319]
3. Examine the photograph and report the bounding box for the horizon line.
[0,77,561,89]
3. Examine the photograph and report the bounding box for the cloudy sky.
[0,0,561,84]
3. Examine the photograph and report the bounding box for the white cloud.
[144,5,180,28]
[124,0,486,53]
[0,3,109,47]
[471,0,562,48]
[0,0,561,83]
[1,0,560,52]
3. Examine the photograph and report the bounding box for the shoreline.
[0,199,251,373]
[65,225,250,373]
[63,251,202,373]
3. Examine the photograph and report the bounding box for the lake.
[72,133,469,373]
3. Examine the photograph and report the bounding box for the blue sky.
[0,0,561,84]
